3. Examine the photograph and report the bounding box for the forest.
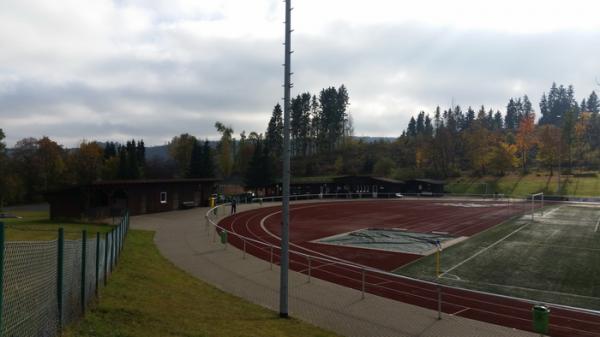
[0,83,598,206]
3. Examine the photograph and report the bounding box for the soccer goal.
[530,192,544,221]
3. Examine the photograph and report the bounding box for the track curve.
[218,200,600,336]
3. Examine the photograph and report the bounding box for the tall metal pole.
[558,138,561,194]
[280,0,292,319]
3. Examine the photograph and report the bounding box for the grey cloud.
[2,21,599,146]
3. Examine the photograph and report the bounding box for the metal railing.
[205,194,600,334]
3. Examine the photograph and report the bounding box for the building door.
[140,195,147,214]
[173,192,179,210]
[194,191,201,206]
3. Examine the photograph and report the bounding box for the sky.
[1,0,599,147]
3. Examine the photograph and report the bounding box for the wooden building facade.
[46,179,218,220]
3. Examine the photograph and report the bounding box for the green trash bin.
[220,230,228,244]
[532,305,550,334]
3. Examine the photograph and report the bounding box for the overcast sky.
[1,0,599,147]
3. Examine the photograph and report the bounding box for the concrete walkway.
[130,205,536,337]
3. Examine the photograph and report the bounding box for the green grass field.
[1,210,113,240]
[64,230,339,337]
[446,172,600,197]
[396,203,600,310]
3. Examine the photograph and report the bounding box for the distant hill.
[353,136,396,143]
[6,138,391,160]
[145,145,170,160]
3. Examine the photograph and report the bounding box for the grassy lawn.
[64,230,339,337]
[396,204,600,310]
[446,172,600,197]
[1,210,113,240]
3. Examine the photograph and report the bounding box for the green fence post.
[117,221,121,256]
[95,232,100,297]
[81,230,87,314]
[0,222,5,336]
[104,232,109,286]
[110,230,114,273]
[120,218,123,250]
[115,226,119,265]
[57,228,64,330]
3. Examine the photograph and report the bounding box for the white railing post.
[307,256,311,283]
[361,268,366,299]
[270,246,274,270]
[437,286,442,320]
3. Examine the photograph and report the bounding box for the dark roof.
[333,175,404,184]
[92,178,219,186]
[371,177,405,184]
[407,178,445,185]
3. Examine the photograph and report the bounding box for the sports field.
[397,203,600,310]
[217,198,600,337]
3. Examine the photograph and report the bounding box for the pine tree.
[189,140,202,178]
[424,115,433,137]
[117,147,128,179]
[407,117,417,137]
[522,95,533,118]
[465,107,476,129]
[493,111,503,130]
[562,108,576,172]
[266,103,283,159]
[486,109,494,130]
[200,140,215,178]
[587,91,599,113]
[581,98,588,112]
[505,98,518,130]
[244,139,273,191]
[416,112,425,134]
[539,93,549,123]
[434,106,442,129]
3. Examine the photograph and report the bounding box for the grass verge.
[2,210,113,240]
[446,172,600,197]
[64,230,339,337]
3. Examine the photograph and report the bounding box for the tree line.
[1,82,598,205]
[399,83,599,179]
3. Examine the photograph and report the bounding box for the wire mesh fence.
[0,211,130,337]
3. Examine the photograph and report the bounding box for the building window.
[160,192,167,204]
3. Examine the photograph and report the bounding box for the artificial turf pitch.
[396,203,600,310]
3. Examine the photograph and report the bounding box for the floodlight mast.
[279,0,292,319]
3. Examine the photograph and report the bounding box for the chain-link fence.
[0,211,130,337]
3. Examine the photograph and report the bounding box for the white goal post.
[530,192,544,221]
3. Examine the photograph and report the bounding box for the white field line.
[449,278,600,301]
[542,205,562,218]
[440,223,529,278]
[595,216,600,233]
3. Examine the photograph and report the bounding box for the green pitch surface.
[396,203,600,310]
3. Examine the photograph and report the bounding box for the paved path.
[131,204,536,337]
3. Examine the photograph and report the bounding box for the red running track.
[217,199,600,336]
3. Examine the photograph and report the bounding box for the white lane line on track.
[451,307,470,316]
[243,206,600,328]
[253,201,530,288]
[440,223,529,278]
[259,206,359,266]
